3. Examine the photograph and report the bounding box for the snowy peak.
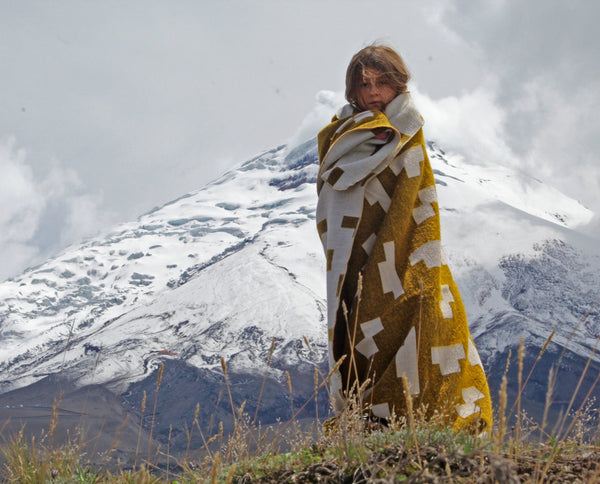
[428,142,593,230]
[0,133,599,434]
[0,141,325,392]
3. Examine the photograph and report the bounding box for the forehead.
[361,67,384,80]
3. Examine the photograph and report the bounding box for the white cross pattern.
[378,241,405,299]
[412,186,438,225]
[395,326,420,395]
[362,233,377,256]
[389,144,425,178]
[431,343,465,375]
[355,317,384,358]
[371,402,391,418]
[456,386,485,418]
[409,240,443,268]
[468,338,483,368]
[365,178,391,212]
[440,284,455,319]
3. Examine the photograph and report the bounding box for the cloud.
[0,139,44,279]
[411,81,518,169]
[428,0,600,234]
[0,138,111,280]
[0,139,44,249]
[0,140,43,278]
[285,91,346,153]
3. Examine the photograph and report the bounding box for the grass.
[2,329,600,482]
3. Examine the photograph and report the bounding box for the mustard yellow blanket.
[316,93,492,432]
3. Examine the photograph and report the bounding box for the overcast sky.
[1,0,598,280]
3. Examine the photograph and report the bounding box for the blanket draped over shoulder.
[316,93,492,432]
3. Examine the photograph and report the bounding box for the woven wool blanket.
[316,93,492,432]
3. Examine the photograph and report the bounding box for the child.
[316,44,492,432]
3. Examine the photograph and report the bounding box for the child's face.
[356,68,397,111]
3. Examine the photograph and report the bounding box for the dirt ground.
[238,444,600,483]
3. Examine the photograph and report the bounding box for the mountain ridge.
[1,128,599,450]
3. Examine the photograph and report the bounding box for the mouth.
[367,101,383,110]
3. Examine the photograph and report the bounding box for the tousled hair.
[345,44,411,110]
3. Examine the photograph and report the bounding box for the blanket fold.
[316,93,492,432]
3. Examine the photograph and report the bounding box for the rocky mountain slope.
[1,107,599,449]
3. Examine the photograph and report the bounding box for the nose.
[368,83,380,95]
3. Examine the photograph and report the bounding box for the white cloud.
[59,191,110,249]
[411,81,518,169]
[285,91,346,153]
[0,139,44,247]
[0,138,110,280]
[422,0,600,236]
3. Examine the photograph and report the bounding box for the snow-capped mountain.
[1,103,599,447]
[0,140,327,393]
[0,138,331,449]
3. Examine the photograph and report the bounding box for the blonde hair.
[345,44,411,110]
